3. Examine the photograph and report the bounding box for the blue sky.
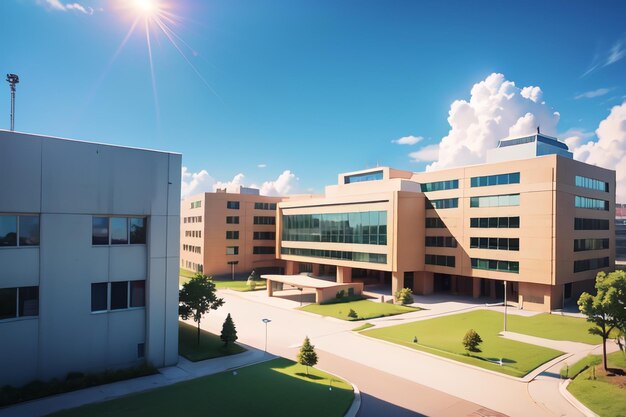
[1,0,625,196]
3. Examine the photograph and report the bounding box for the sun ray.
[144,18,161,131]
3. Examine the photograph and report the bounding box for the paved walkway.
[0,348,272,417]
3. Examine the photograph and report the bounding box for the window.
[470,237,519,251]
[253,216,276,225]
[111,217,128,245]
[226,231,239,240]
[470,217,519,228]
[91,281,146,312]
[226,246,239,255]
[344,170,383,184]
[425,254,456,267]
[471,258,519,273]
[425,236,457,247]
[470,194,520,208]
[282,211,387,245]
[130,218,147,244]
[0,215,40,247]
[575,175,609,192]
[254,202,277,210]
[575,196,609,211]
[574,238,609,252]
[574,257,609,273]
[421,179,459,192]
[93,217,147,245]
[226,216,239,224]
[574,218,609,230]
[92,217,109,245]
[227,201,240,210]
[281,247,386,264]
[191,201,202,209]
[253,246,275,255]
[470,172,520,187]
[0,286,39,320]
[254,231,276,240]
[425,198,458,209]
[425,218,445,228]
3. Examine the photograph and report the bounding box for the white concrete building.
[0,130,181,387]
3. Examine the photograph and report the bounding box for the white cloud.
[575,88,611,100]
[257,163,267,168]
[181,166,215,198]
[582,39,626,77]
[392,135,423,145]
[421,73,560,171]
[41,0,94,14]
[259,170,299,196]
[181,167,299,198]
[409,144,439,162]
[560,128,594,150]
[572,101,626,202]
[606,41,625,66]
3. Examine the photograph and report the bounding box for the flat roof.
[262,274,345,289]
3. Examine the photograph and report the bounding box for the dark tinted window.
[130,280,145,308]
[92,217,109,245]
[111,281,128,310]
[19,286,39,317]
[91,283,108,311]
[130,218,146,244]
[19,216,40,246]
[0,216,17,246]
[0,288,17,319]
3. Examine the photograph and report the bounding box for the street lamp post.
[262,318,271,352]
[503,280,508,332]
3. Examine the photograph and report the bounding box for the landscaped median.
[46,358,354,417]
[179,321,246,361]
[361,310,569,377]
[179,269,266,292]
[299,299,418,321]
[564,351,626,417]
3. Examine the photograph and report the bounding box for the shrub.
[462,329,483,353]
[336,290,345,300]
[246,277,257,290]
[348,309,358,319]
[395,288,414,305]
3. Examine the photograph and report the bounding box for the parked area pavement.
[0,347,273,417]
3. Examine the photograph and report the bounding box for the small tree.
[179,273,225,345]
[220,313,238,347]
[246,271,257,290]
[348,309,358,319]
[395,288,414,305]
[462,329,483,353]
[578,270,626,371]
[297,336,318,376]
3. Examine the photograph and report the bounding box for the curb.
[315,365,361,417]
[559,379,599,417]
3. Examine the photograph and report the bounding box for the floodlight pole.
[503,280,508,332]
[262,318,271,352]
[6,74,19,131]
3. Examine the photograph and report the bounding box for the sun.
[133,0,159,15]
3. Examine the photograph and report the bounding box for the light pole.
[503,280,508,332]
[6,74,19,131]
[262,318,271,352]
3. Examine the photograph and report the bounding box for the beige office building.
[276,134,616,312]
[180,187,284,279]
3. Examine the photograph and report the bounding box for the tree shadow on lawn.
[295,372,324,380]
[475,356,517,364]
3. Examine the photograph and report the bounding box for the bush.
[395,288,414,305]
[462,329,483,353]
[348,309,358,319]
[246,278,257,290]
[336,290,345,300]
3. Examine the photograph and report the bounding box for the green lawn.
[362,310,563,377]
[299,300,418,321]
[352,323,375,331]
[567,351,626,417]
[179,269,266,292]
[47,358,354,417]
[505,313,603,345]
[179,321,246,362]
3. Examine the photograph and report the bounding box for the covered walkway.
[262,274,363,304]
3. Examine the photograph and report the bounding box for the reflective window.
[111,217,128,245]
[282,211,387,245]
[425,198,458,209]
[92,217,109,245]
[471,258,519,273]
[0,216,17,246]
[470,237,519,251]
[281,247,386,264]
[470,194,520,208]
[574,257,609,273]
[226,216,240,224]
[19,216,40,246]
[421,179,458,192]
[425,254,456,267]
[425,218,445,228]
[0,288,17,319]
[470,172,520,187]
[575,175,608,192]
[110,281,128,310]
[19,286,39,317]
[574,218,609,230]
[226,231,239,239]
[253,216,275,225]
[574,238,609,252]
[226,246,239,255]
[227,201,240,209]
[425,236,457,247]
[91,283,108,312]
[130,281,146,308]
[575,196,609,211]
[344,170,383,184]
[130,218,146,244]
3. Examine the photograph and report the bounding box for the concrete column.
[391,270,404,298]
[472,278,481,298]
[336,266,352,283]
[267,280,273,297]
[311,263,320,276]
[413,271,434,295]
[285,261,296,275]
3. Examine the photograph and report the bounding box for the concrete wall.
[0,130,180,387]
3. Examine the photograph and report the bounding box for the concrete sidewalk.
[0,347,272,417]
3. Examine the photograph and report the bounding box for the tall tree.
[220,313,238,347]
[297,336,318,376]
[179,274,224,345]
[578,270,626,371]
